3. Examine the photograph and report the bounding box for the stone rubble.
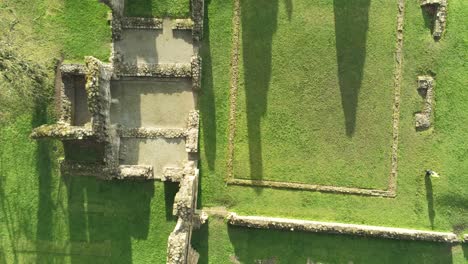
[415,76,435,130]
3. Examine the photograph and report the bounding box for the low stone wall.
[115,63,192,78]
[60,64,86,75]
[162,161,197,182]
[117,165,154,179]
[185,110,199,153]
[31,123,94,140]
[172,19,194,30]
[118,127,187,139]
[191,56,202,91]
[121,17,163,29]
[228,179,394,197]
[415,76,435,130]
[167,172,203,264]
[227,213,460,243]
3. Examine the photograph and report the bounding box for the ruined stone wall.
[421,0,448,39]
[415,76,435,130]
[227,213,461,243]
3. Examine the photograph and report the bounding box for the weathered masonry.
[420,0,448,39]
[31,0,205,263]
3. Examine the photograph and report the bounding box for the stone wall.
[167,171,205,264]
[415,76,435,130]
[114,63,192,78]
[227,213,461,243]
[121,17,163,29]
[191,56,202,91]
[421,0,448,39]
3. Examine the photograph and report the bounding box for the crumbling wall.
[191,56,202,91]
[415,76,435,130]
[227,213,460,243]
[421,0,448,39]
[167,169,205,264]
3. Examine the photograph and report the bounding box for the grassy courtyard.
[233,0,396,189]
[198,0,468,233]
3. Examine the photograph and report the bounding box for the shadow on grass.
[421,5,437,35]
[228,226,454,263]
[199,0,216,172]
[425,175,435,229]
[191,220,209,264]
[33,102,54,263]
[463,244,468,262]
[124,0,154,17]
[65,177,155,263]
[241,0,278,185]
[334,0,370,137]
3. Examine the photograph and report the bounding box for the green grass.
[124,0,190,18]
[198,0,468,234]
[192,218,467,264]
[0,1,176,262]
[233,0,395,189]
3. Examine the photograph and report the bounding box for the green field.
[124,0,190,18]
[0,1,177,263]
[1,0,467,263]
[233,0,396,189]
[192,218,467,264]
[198,0,468,232]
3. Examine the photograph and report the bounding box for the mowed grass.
[124,0,190,18]
[192,218,466,264]
[233,0,396,189]
[0,1,177,262]
[198,0,468,235]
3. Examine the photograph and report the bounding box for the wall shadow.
[241,0,278,183]
[33,102,54,263]
[191,220,209,264]
[227,226,454,263]
[333,0,370,137]
[124,0,153,17]
[65,177,154,263]
[199,0,216,171]
[425,175,435,229]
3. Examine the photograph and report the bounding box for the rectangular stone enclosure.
[110,78,196,129]
[115,28,194,64]
[119,138,189,178]
[63,74,91,126]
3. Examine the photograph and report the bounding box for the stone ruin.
[420,0,448,40]
[415,76,435,130]
[31,0,206,263]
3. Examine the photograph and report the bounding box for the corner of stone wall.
[191,56,202,91]
[167,167,204,263]
[84,56,119,177]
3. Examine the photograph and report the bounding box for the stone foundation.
[415,76,435,130]
[227,213,460,243]
[421,0,448,39]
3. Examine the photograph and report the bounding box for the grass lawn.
[233,0,396,189]
[192,218,467,264]
[198,0,468,234]
[124,0,190,18]
[0,1,176,262]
